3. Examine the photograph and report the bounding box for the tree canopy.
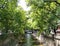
[0,0,26,39]
[0,0,60,36]
[26,0,60,33]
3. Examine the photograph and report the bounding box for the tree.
[26,0,60,33]
[0,0,26,40]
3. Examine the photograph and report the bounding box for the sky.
[18,0,30,11]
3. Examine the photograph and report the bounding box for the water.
[25,33,32,46]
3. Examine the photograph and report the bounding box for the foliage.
[0,0,60,38]
[26,0,60,33]
[0,0,26,40]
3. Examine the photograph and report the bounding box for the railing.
[43,34,60,40]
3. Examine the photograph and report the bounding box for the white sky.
[18,0,30,11]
